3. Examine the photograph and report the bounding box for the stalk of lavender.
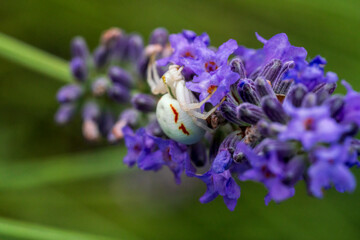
[55,28,360,211]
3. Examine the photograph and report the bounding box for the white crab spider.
[147,55,224,144]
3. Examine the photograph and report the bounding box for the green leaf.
[0,146,128,190]
[0,32,70,83]
[0,216,126,240]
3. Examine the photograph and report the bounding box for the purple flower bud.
[275,79,293,95]
[237,103,265,125]
[312,82,337,94]
[283,156,306,186]
[261,96,288,124]
[182,29,197,42]
[324,95,344,118]
[136,56,149,79]
[301,93,317,108]
[91,77,109,96]
[259,139,297,161]
[119,109,139,127]
[101,27,123,50]
[149,27,168,46]
[82,102,100,120]
[314,82,337,104]
[258,59,282,82]
[71,36,89,59]
[272,61,295,93]
[212,130,244,173]
[284,84,308,107]
[131,93,157,112]
[125,34,144,62]
[254,77,276,99]
[145,118,163,137]
[220,101,248,126]
[257,120,286,137]
[70,57,87,81]
[190,142,208,167]
[56,84,83,103]
[199,33,210,46]
[55,104,75,124]
[108,66,133,88]
[230,57,246,79]
[340,123,358,141]
[82,119,100,141]
[237,80,260,105]
[108,84,130,103]
[93,45,109,68]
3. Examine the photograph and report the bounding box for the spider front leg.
[146,55,167,95]
[176,82,225,120]
[189,114,215,133]
[187,97,226,120]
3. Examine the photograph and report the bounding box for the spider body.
[147,57,223,144]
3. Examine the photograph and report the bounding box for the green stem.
[0,32,70,83]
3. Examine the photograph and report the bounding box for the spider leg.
[190,115,215,133]
[187,97,226,120]
[183,90,217,110]
[146,55,167,95]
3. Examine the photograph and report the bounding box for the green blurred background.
[0,0,359,239]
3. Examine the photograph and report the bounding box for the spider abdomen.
[156,93,205,145]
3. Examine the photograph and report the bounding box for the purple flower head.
[186,39,239,106]
[237,142,295,204]
[195,170,240,211]
[279,105,344,150]
[308,141,357,198]
[284,56,338,91]
[124,126,189,184]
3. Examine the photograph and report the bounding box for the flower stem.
[0,32,71,83]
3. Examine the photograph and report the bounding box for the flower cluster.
[56,28,360,211]
[55,28,168,141]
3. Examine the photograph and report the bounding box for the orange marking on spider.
[179,123,190,135]
[170,104,179,123]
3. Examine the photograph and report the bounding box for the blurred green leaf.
[0,32,70,83]
[0,146,127,190]
[0,216,122,240]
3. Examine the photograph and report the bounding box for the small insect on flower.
[147,54,223,144]
[146,36,228,142]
